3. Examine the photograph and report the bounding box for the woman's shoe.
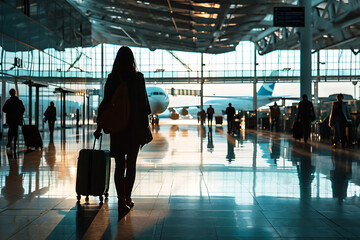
[118,200,131,212]
[127,200,135,208]
[126,196,135,208]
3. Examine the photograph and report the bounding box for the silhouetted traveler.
[2,89,25,149]
[207,105,215,126]
[94,46,151,212]
[225,103,236,133]
[44,101,56,137]
[76,108,80,127]
[329,93,351,148]
[199,109,206,125]
[270,102,280,131]
[297,94,315,143]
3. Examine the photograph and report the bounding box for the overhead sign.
[273,7,305,27]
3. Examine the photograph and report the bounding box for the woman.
[329,93,351,148]
[94,46,151,210]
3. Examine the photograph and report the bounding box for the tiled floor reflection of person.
[270,137,280,164]
[198,125,206,139]
[45,139,56,171]
[22,149,48,200]
[1,152,24,204]
[76,127,80,143]
[207,126,214,153]
[330,150,352,204]
[295,144,315,203]
[226,137,235,163]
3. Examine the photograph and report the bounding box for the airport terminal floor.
[1,120,360,239]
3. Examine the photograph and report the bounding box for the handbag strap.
[93,134,102,150]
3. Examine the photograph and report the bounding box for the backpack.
[98,81,130,134]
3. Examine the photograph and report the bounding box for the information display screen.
[273,7,305,27]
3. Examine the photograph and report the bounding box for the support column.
[28,84,32,125]
[62,92,66,128]
[200,53,204,111]
[253,48,258,129]
[83,94,86,126]
[35,86,39,127]
[87,95,90,125]
[299,0,312,100]
[2,78,6,135]
[315,51,320,104]
[100,43,105,102]
[60,93,63,128]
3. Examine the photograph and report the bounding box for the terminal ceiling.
[66,0,360,55]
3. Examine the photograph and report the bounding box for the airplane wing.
[169,102,224,110]
[203,95,253,100]
[269,96,299,101]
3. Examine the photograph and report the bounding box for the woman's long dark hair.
[112,46,137,73]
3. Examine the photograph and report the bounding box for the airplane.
[146,83,278,123]
[146,86,170,124]
[202,82,276,115]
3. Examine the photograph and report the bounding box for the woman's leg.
[125,145,140,202]
[48,121,52,135]
[114,155,126,201]
[7,124,14,146]
[334,120,341,145]
[50,120,55,135]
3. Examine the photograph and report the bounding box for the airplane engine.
[180,108,189,116]
[170,111,180,120]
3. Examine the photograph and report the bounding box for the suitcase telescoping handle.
[93,134,103,150]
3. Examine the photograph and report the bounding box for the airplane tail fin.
[257,83,275,96]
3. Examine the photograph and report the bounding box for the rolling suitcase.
[22,125,43,149]
[292,121,303,140]
[76,137,111,203]
[215,116,223,125]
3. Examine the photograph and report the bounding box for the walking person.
[328,93,351,148]
[44,101,56,137]
[2,89,25,149]
[76,108,80,128]
[270,102,280,132]
[199,109,206,125]
[225,103,236,134]
[297,94,315,143]
[94,46,151,212]
[207,105,215,126]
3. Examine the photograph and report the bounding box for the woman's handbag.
[140,125,153,148]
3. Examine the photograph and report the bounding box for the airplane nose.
[150,99,167,114]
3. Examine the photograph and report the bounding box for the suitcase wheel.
[85,196,89,202]
[104,193,109,198]
[99,195,103,202]
[77,195,81,201]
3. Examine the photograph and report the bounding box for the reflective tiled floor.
[1,122,360,239]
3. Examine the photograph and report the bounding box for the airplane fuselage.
[204,96,272,115]
[146,86,169,115]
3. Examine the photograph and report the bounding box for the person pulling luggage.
[94,46,152,213]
